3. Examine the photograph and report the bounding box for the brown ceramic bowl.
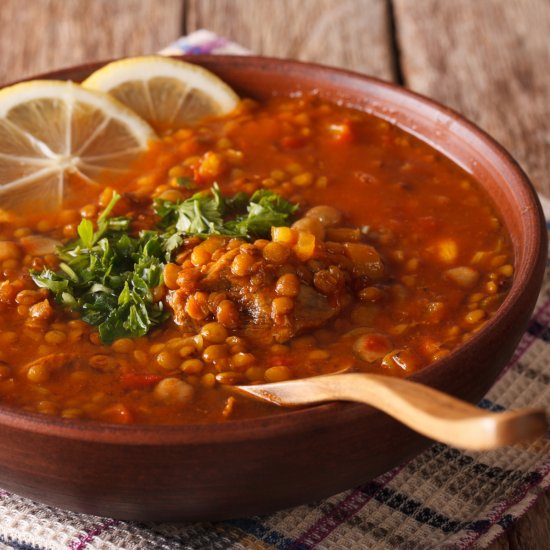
[0,56,546,521]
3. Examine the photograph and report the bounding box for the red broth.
[0,96,513,424]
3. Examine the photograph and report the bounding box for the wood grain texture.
[185,0,395,79]
[489,491,550,550]
[394,0,550,196]
[0,0,546,542]
[0,0,184,85]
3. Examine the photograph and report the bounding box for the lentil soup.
[0,96,513,424]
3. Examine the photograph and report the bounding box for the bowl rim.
[0,54,546,445]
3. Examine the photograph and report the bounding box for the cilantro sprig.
[30,185,298,343]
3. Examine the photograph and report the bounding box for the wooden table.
[1,1,548,547]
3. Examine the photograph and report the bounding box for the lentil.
[44,330,67,345]
[265,366,292,382]
[181,359,204,374]
[202,344,229,363]
[216,371,245,385]
[262,242,290,264]
[231,253,255,276]
[156,350,181,370]
[112,338,134,353]
[216,300,240,328]
[200,322,228,344]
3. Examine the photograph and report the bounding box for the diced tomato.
[362,334,391,353]
[353,333,393,363]
[120,373,162,390]
[99,404,134,425]
[280,135,307,149]
[328,120,355,143]
[269,356,292,367]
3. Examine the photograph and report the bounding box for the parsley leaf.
[154,184,298,240]
[228,189,299,237]
[77,219,94,248]
[175,186,225,234]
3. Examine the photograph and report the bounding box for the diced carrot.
[29,299,53,320]
[272,226,298,245]
[381,349,421,374]
[294,231,316,261]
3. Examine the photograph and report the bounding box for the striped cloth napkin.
[1,31,548,550]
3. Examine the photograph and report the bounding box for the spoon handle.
[330,374,547,450]
[236,373,548,450]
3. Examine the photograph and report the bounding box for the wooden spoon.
[233,373,548,450]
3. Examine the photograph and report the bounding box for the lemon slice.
[0,80,155,212]
[82,56,240,132]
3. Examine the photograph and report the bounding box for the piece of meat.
[240,283,341,344]
[166,236,361,344]
[181,254,343,344]
[295,284,340,329]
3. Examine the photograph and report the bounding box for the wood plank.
[505,491,550,549]
[488,490,550,550]
[377,1,550,544]
[185,0,395,80]
[394,0,550,196]
[0,0,184,85]
[395,1,550,538]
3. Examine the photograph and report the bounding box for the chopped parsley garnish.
[154,183,298,239]
[31,193,168,343]
[31,185,298,343]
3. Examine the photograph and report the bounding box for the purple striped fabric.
[69,520,120,550]
[290,467,405,548]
